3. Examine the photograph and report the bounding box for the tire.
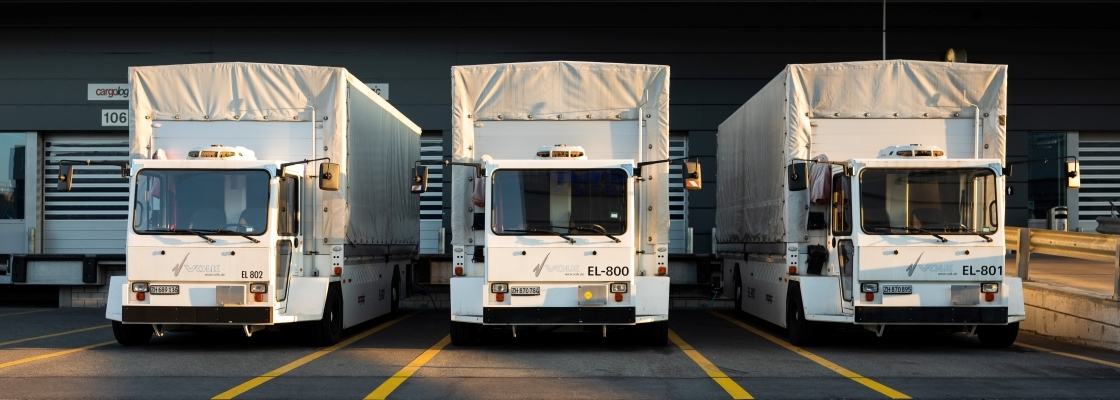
[786,285,816,346]
[112,320,153,346]
[644,320,670,346]
[390,267,401,315]
[977,322,1019,348]
[450,320,481,346]
[309,284,343,346]
[733,272,743,313]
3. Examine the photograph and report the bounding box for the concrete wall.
[1022,282,1120,351]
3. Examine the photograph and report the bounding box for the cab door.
[274,174,302,313]
[829,170,855,310]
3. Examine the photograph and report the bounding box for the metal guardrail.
[1007,227,1120,301]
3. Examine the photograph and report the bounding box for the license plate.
[882,285,912,295]
[511,286,540,296]
[149,285,179,295]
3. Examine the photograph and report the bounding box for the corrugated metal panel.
[1078,139,1120,228]
[42,134,129,254]
[420,136,444,254]
[669,136,689,253]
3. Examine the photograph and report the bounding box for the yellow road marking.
[0,325,110,347]
[211,312,416,400]
[0,340,116,370]
[0,309,50,318]
[364,334,451,400]
[1017,342,1120,369]
[709,311,909,399]
[669,329,753,399]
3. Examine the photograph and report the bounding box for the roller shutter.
[42,134,129,254]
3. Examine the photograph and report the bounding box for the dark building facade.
[1,2,1117,301]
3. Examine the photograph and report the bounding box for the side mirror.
[58,165,74,192]
[318,162,340,191]
[683,160,702,191]
[411,165,429,194]
[787,163,808,192]
[1067,160,1080,189]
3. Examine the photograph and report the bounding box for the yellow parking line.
[0,309,50,318]
[0,340,116,370]
[669,329,753,399]
[364,334,451,400]
[211,312,416,400]
[0,325,110,347]
[709,311,909,399]
[1017,342,1120,369]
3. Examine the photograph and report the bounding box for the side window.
[832,174,852,236]
[279,176,299,236]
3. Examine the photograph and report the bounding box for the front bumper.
[855,306,1008,324]
[122,306,272,324]
[483,306,636,324]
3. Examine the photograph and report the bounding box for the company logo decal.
[905,253,923,277]
[905,252,956,276]
[531,253,583,277]
[171,252,223,277]
[172,253,190,277]
[533,253,550,277]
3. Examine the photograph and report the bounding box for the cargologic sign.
[87,83,130,100]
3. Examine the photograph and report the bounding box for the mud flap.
[1005,277,1026,320]
[796,276,846,321]
[285,277,330,321]
[105,276,126,321]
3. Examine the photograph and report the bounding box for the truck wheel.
[733,272,743,313]
[112,321,152,346]
[977,322,1019,348]
[644,320,669,346]
[450,320,481,346]
[391,267,401,315]
[309,284,343,346]
[786,285,816,346]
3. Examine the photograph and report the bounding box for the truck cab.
[434,144,672,346]
[104,147,347,345]
[782,145,1025,346]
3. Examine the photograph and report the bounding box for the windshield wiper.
[145,228,216,243]
[553,225,622,243]
[503,229,575,243]
[194,228,261,243]
[869,226,948,243]
[945,227,993,242]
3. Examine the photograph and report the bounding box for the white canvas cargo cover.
[129,62,422,245]
[450,61,670,246]
[717,60,1007,245]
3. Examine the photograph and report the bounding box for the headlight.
[131,282,148,292]
[610,283,629,293]
[250,283,269,293]
[491,283,508,293]
[860,283,879,293]
[981,283,1000,293]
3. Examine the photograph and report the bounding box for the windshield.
[860,168,999,235]
[133,169,271,235]
[492,169,628,235]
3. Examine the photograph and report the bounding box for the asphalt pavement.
[1,306,1119,399]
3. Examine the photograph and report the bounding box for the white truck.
[717,60,1035,347]
[413,61,696,345]
[95,62,421,345]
